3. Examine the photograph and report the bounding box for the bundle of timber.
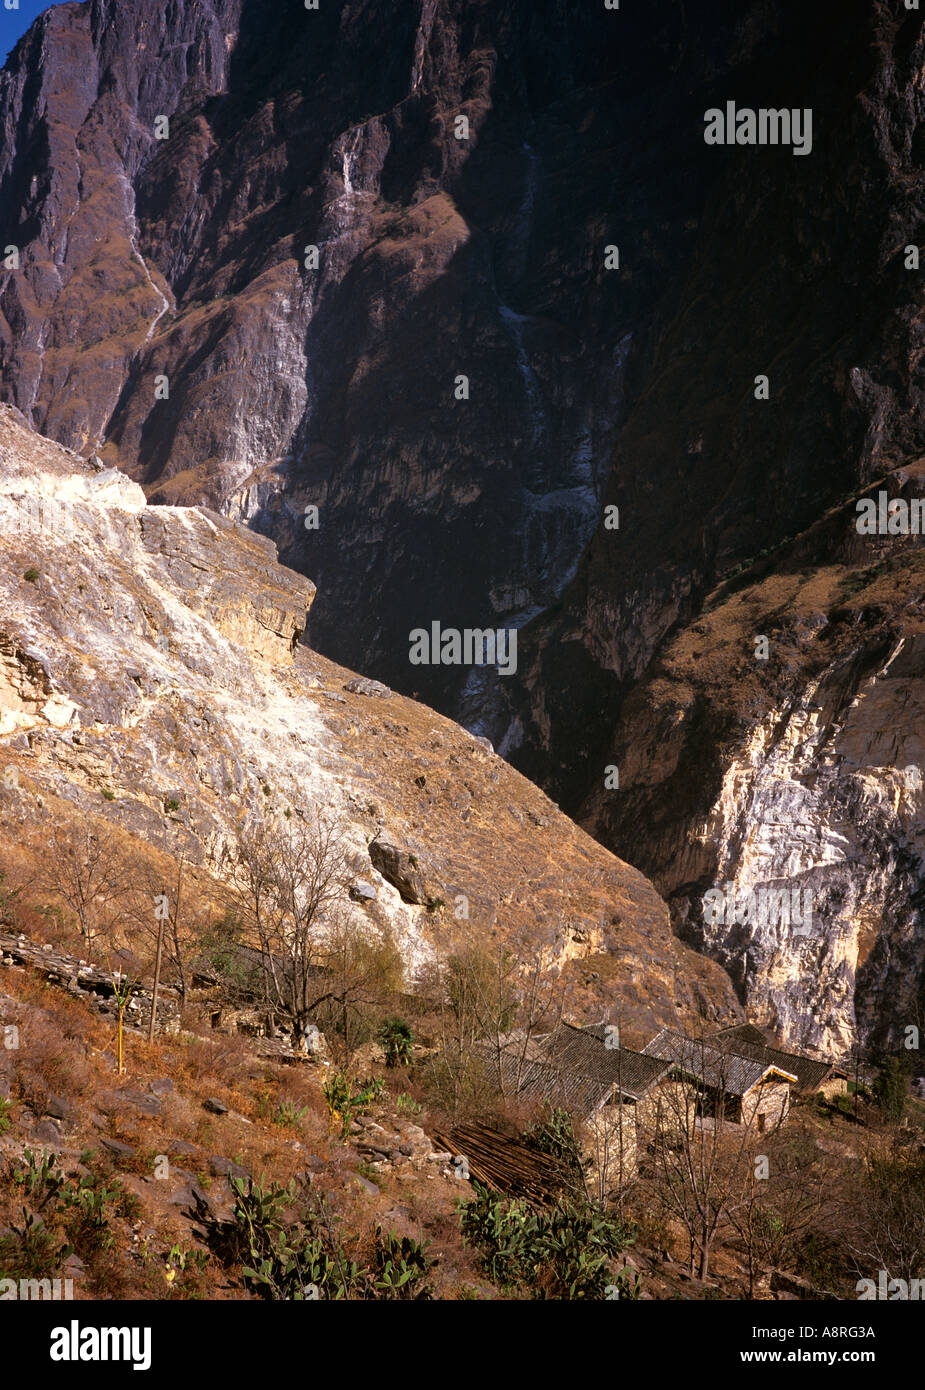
[435,1121,569,1206]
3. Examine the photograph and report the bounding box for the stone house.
[483,1021,673,1194]
[642,1028,797,1133]
[710,1023,849,1099]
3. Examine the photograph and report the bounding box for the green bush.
[228,1176,350,1300]
[13,1149,66,1207]
[378,1017,414,1069]
[526,1106,590,1199]
[371,1226,434,1300]
[273,1099,309,1128]
[322,1072,384,1138]
[459,1186,637,1299]
[873,1056,908,1125]
[7,1149,131,1263]
[220,1176,435,1301]
[0,1210,72,1280]
[395,1093,422,1117]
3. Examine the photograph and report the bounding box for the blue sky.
[1,2,67,67]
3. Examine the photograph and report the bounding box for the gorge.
[0,0,923,1067]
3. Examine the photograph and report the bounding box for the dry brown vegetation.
[2,825,923,1302]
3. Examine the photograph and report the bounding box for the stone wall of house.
[637,1079,701,1141]
[583,1102,638,1199]
[741,1078,791,1132]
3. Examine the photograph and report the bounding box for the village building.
[709,1023,849,1099]
[446,1016,852,1203]
[642,1028,797,1132]
[479,1021,673,1195]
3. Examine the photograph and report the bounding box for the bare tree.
[126,850,201,1014]
[839,1144,925,1286]
[317,913,404,1062]
[40,813,130,950]
[420,937,566,1124]
[643,1041,768,1280]
[725,1125,837,1295]
[420,963,498,1122]
[224,811,356,1046]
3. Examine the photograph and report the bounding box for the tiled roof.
[642,1028,797,1096]
[710,1025,839,1092]
[495,1052,616,1120]
[477,1021,671,1117]
[713,1022,770,1047]
[532,1024,671,1099]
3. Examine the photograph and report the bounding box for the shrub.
[526,1105,590,1199]
[163,1242,210,1296]
[0,1210,71,1279]
[6,1149,131,1267]
[224,1177,362,1300]
[205,1176,436,1301]
[322,1072,383,1138]
[273,1099,309,1129]
[0,870,22,921]
[458,1186,637,1299]
[63,1176,122,1255]
[873,1056,908,1125]
[395,1093,422,1117]
[378,1017,414,1069]
[12,1149,67,1208]
[23,568,40,583]
[14,1017,91,1105]
[371,1227,434,1299]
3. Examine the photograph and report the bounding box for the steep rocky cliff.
[0,0,725,710]
[2,0,924,1061]
[0,405,740,1040]
[504,1,925,1058]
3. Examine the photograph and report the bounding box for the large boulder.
[368,837,435,906]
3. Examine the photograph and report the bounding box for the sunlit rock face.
[573,548,925,1062]
[687,646,925,1060]
[0,405,741,1040]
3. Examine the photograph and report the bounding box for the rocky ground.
[1,923,920,1301]
[0,935,478,1300]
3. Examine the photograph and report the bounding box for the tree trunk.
[148,918,165,1044]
